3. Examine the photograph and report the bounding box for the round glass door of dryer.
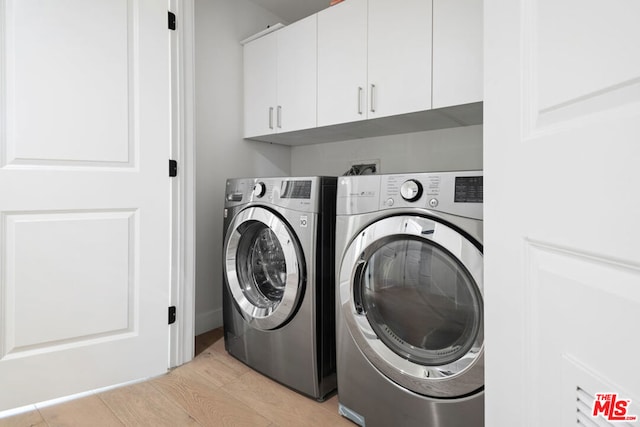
[339,215,484,398]
[224,206,305,330]
[359,237,481,367]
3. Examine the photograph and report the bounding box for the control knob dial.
[253,182,266,198]
[400,179,423,202]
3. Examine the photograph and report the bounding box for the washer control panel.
[225,176,336,215]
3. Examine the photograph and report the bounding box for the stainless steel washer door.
[339,215,483,398]
[225,206,304,330]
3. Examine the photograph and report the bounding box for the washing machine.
[222,176,337,401]
[335,171,484,427]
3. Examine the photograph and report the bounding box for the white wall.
[194,0,291,335]
[291,125,483,175]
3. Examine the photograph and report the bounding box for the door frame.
[170,0,196,368]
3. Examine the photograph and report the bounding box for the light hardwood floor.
[1,329,354,427]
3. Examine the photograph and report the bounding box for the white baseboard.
[195,307,223,336]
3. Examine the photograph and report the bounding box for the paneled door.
[0,0,171,411]
[485,0,640,425]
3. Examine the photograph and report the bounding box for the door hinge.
[168,306,177,325]
[169,159,178,177]
[168,11,176,31]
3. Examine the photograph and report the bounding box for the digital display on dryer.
[281,180,312,199]
[454,176,483,203]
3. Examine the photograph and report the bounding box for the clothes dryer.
[223,176,337,400]
[335,171,484,426]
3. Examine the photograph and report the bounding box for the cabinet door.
[368,0,432,119]
[317,0,368,127]
[244,32,277,138]
[432,0,483,108]
[277,14,317,133]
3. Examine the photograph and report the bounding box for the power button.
[428,198,439,208]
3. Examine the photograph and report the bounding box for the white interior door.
[485,0,640,425]
[0,0,171,411]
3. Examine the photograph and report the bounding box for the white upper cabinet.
[432,0,483,108]
[367,0,433,119]
[244,0,483,144]
[276,15,317,133]
[244,32,278,138]
[318,0,433,126]
[317,0,367,127]
[243,15,317,138]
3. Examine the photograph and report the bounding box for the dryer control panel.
[337,171,483,220]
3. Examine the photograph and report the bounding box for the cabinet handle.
[358,87,363,115]
[277,105,282,128]
[269,107,274,129]
[370,84,376,113]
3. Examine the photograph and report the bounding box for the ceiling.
[248,0,331,24]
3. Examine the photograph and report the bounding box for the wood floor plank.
[224,370,354,427]
[152,370,271,427]
[194,329,223,357]
[319,394,341,416]
[38,395,123,427]
[209,348,251,375]
[0,410,47,427]
[99,382,199,427]
[176,349,249,388]
[208,333,226,354]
